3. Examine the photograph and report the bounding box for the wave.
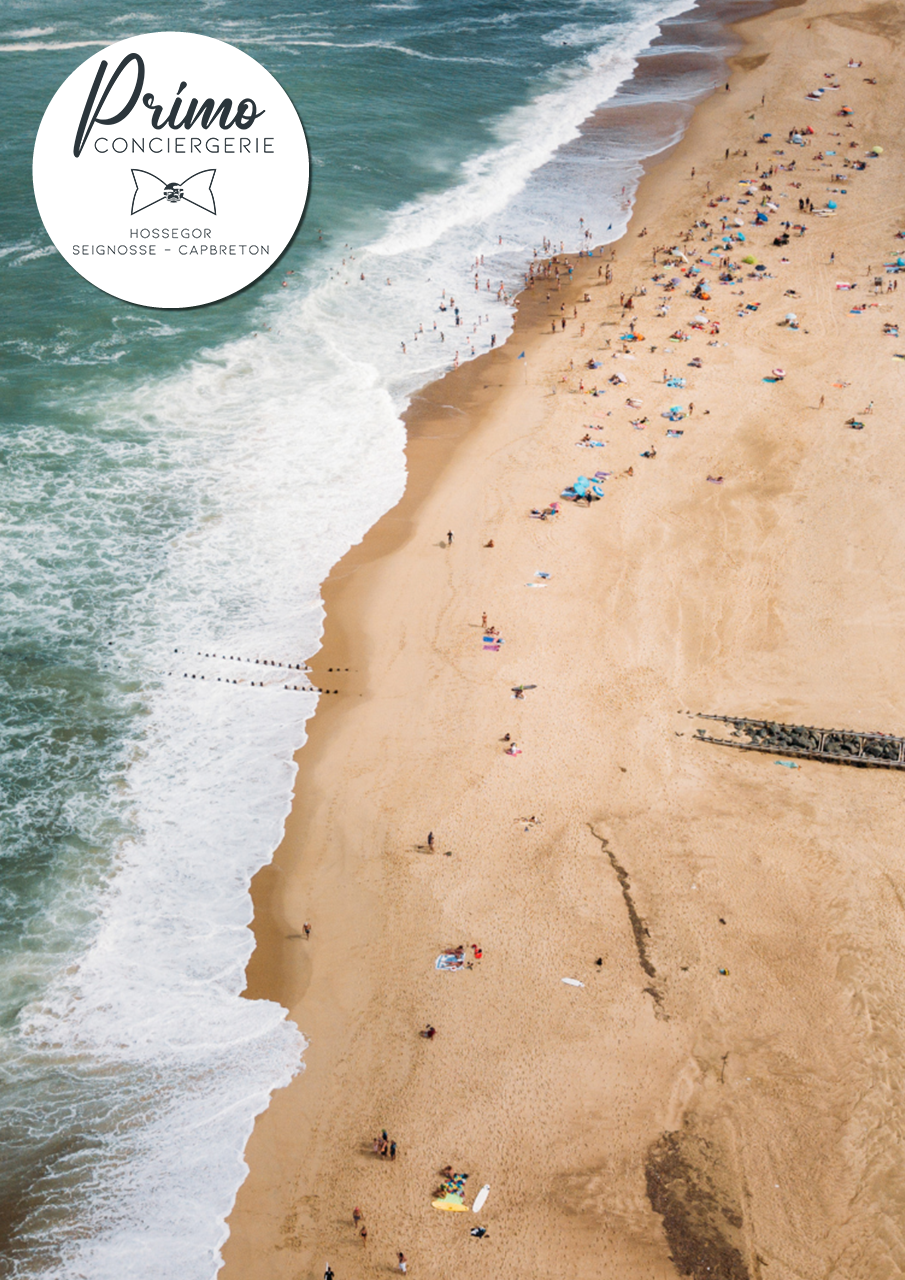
[0,39,108,51]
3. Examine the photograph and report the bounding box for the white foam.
[0,39,108,51]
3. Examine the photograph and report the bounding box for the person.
[398,1253,408,1273]
[324,1268,334,1280]
[471,1227,488,1238]
[446,530,454,545]
[390,1141,397,1160]
[303,922,311,938]
[427,832,434,850]
[471,944,483,960]
[482,613,487,629]
[595,957,603,967]
[360,1225,368,1245]
[353,1207,362,1227]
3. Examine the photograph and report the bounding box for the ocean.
[0,0,753,1274]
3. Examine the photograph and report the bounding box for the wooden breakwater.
[693,714,905,768]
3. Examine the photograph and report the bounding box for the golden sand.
[223,2,905,1274]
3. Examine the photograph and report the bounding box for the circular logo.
[33,32,310,309]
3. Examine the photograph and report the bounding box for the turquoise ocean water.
[0,1,752,1274]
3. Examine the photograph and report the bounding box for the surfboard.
[472,1184,490,1213]
[561,977,585,988]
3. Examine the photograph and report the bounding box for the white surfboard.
[561,977,585,988]
[472,1184,490,1213]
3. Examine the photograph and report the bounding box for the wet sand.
[223,0,905,1275]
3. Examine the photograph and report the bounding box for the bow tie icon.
[131,169,217,216]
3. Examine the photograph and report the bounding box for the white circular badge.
[33,32,309,309]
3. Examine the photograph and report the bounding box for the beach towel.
[432,1192,467,1212]
[436,953,464,971]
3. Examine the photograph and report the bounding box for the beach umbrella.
[763,132,772,137]
[872,145,883,154]
[755,264,766,271]
[897,257,905,266]
[827,200,837,209]
[785,313,797,322]
[737,233,746,241]
[694,313,708,323]
[772,368,786,378]
[742,255,755,264]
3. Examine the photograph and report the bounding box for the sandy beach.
[222,1,905,1275]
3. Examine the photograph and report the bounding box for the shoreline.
[224,0,905,1275]
[239,0,776,1010]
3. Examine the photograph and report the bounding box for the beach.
[223,1,905,1276]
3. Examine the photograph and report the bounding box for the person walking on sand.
[353,1207,362,1228]
[324,1267,334,1280]
[447,530,454,545]
[398,1253,408,1274]
[390,1140,397,1160]
[427,831,435,850]
[482,612,487,629]
[303,922,310,939]
[360,1225,368,1245]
